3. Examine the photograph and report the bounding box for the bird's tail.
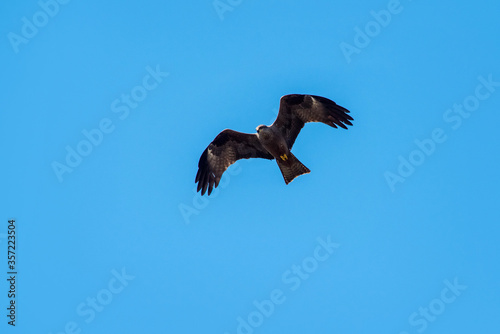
[276,152,310,185]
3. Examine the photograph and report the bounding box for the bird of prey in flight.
[195,94,353,195]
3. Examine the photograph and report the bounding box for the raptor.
[195,94,353,195]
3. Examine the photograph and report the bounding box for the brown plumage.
[275,152,311,184]
[195,94,353,195]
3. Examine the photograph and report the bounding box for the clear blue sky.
[2,0,499,333]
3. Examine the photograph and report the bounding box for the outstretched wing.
[195,129,273,195]
[271,94,353,148]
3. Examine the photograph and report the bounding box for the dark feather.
[195,129,273,195]
[271,94,353,148]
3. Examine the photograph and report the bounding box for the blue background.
[2,0,499,333]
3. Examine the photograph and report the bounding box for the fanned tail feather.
[276,152,310,184]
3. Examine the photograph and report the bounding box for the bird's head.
[256,125,268,133]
